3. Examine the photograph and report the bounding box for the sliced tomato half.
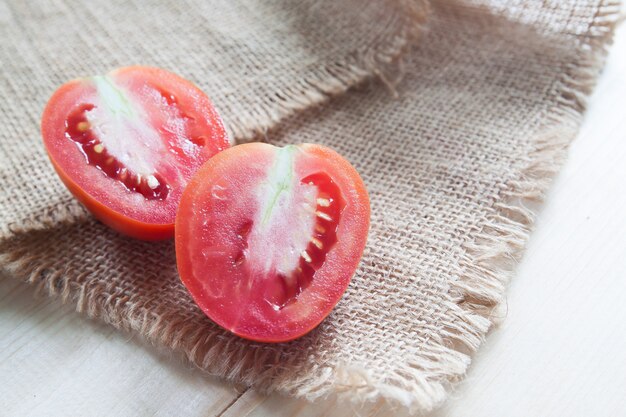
[176,143,370,342]
[41,66,230,240]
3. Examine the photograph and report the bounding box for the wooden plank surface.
[1,20,625,417]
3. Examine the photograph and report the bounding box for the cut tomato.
[41,66,230,240]
[175,143,370,342]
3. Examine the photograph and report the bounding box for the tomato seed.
[146,175,159,189]
[300,250,312,263]
[77,121,90,132]
[310,237,323,249]
[315,211,332,221]
[316,198,331,207]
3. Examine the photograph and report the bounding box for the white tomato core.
[248,146,318,277]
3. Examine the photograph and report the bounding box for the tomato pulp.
[176,143,370,342]
[41,66,230,240]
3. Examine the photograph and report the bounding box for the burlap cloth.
[0,0,620,412]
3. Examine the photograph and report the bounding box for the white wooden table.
[1,23,625,417]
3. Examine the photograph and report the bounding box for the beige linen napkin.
[0,0,619,412]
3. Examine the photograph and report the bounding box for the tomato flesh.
[65,103,171,200]
[260,172,344,309]
[176,143,370,342]
[41,66,230,240]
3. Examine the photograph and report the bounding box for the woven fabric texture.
[0,0,427,237]
[0,0,620,412]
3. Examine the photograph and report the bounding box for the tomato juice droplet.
[232,220,253,268]
[157,88,178,106]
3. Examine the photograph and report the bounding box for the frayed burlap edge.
[0,1,621,413]
[261,2,623,412]
[0,0,430,240]
[347,0,623,412]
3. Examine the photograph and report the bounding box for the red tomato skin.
[41,66,229,240]
[47,156,174,240]
[175,143,370,343]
